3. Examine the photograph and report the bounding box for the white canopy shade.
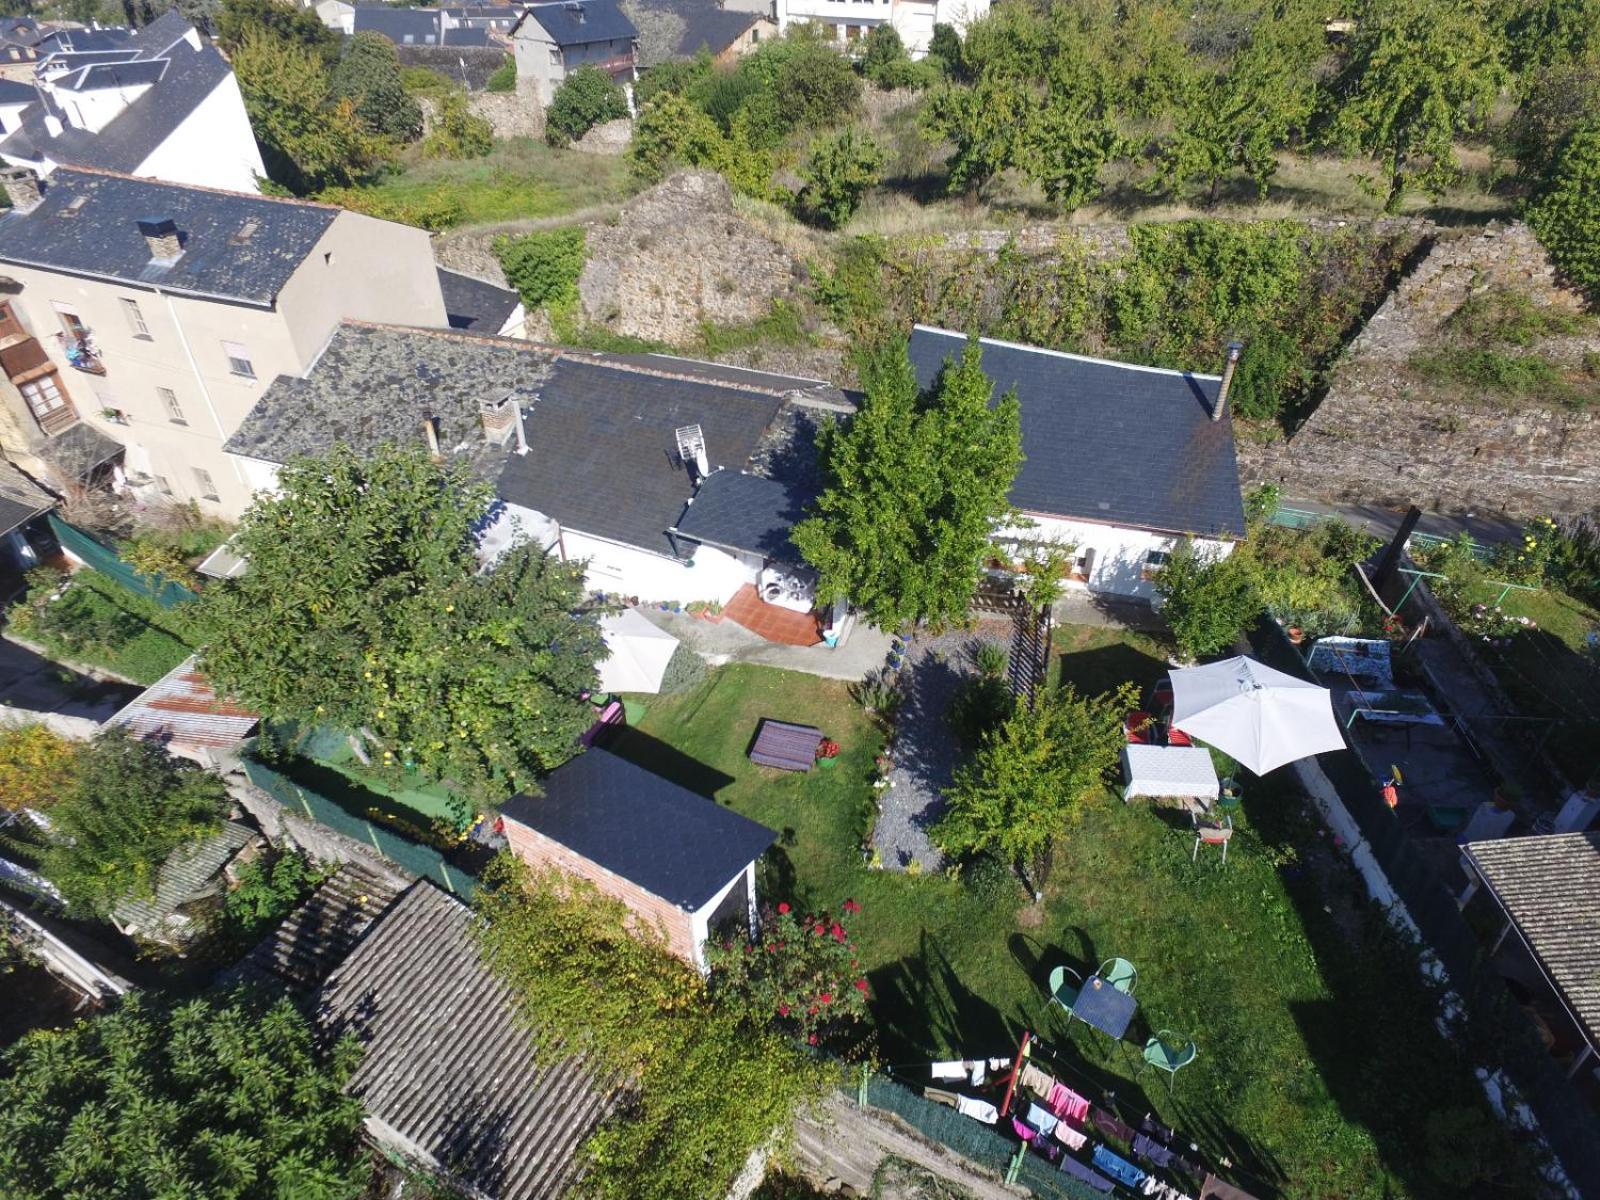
[596,609,680,695]
[1170,655,1346,775]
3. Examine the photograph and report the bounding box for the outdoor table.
[1071,974,1136,1039]
[1120,744,1220,806]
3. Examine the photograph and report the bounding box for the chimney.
[1213,341,1243,423]
[42,114,61,138]
[479,396,517,448]
[0,166,42,213]
[137,216,182,263]
[421,411,441,459]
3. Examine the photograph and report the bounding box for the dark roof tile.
[517,0,636,47]
[670,468,807,560]
[438,267,521,334]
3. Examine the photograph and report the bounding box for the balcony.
[55,331,105,376]
[583,52,636,76]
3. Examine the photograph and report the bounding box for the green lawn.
[618,649,1529,1199]
[12,572,194,684]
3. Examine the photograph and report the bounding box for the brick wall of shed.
[501,817,697,963]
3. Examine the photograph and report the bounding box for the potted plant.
[1287,625,1304,645]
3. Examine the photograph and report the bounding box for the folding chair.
[1192,812,1233,864]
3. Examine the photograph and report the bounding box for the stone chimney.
[0,166,42,214]
[421,411,442,459]
[136,216,182,263]
[1213,341,1243,423]
[480,397,516,447]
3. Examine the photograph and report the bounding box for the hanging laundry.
[956,1095,999,1125]
[1046,1081,1091,1123]
[1133,1133,1176,1168]
[1059,1156,1116,1193]
[1170,1155,1207,1181]
[1090,1107,1136,1144]
[1025,1102,1060,1139]
[1032,1138,1063,1166]
[1141,1180,1193,1200]
[923,1087,959,1109]
[969,1060,987,1086]
[1140,1113,1178,1145]
[1092,1144,1147,1189]
[931,1061,968,1080]
[1012,1116,1039,1142]
[988,1056,1010,1070]
[1053,1121,1088,1152]
[1019,1062,1055,1096]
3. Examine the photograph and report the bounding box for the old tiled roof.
[38,421,123,480]
[1465,832,1600,1051]
[672,6,761,59]
[670,467,806,560]
[515,0,637,46]
[0,169,335,306]
[438,267,521,335]
[0,460,54,536]
[317,881,617,1200]
[906,325,1247,540]
[501,748,776,910]
[105,655,258,750]
[112,820,257,933]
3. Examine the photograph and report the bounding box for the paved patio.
[634,606,893,681]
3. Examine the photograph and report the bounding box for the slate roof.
[1465,832,1600,1052]
[906,325,1247,540]
[516,0,637,47]
[0,169,337,306]
[112,821,257,934]
[105,655,258,750]
[38,421,123,479]
[2,17,235,177]
[439,267,521,334]
[443,26,493,44]
[501,748,776,910]
[353,5,443,42]
[670,468,806,560]
[673,6,761,58]
[226,324,821,558]
[317,881,618,1200]
[36,27,132,54]
[0,79,37,105]
[0,461,54,536]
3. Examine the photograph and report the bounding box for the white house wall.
[558,525,756,602]
[135,73,266,192]
[1000,513,1235,601]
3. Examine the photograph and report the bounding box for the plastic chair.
[1138,1031,1198,1093]
[1124,711,1155,744]
[1167,725,1193,747]
[1047,965,1082,1023]
[1098,957,1137,995]
[1192,812,1233,864]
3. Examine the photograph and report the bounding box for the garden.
[6,568,195,685]
[610,649,1534,1198]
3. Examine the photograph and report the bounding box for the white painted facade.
[687,861,758,973]
[995,511,1236,602]
[774,0,990,56]
[132,73,265,193]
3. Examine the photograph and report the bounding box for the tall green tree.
[1154,540,1261,659]
[1027,72,1124,211]
[923,73,1030,197]
[1324,0,1505,211]
[934,682,1135,886]
[331,30,422,142]
[0,992,368,1200]
[797,127,884,228]
[216,0,336,57]
[40,728,228,918]
[545,64,630,147]
[793,339,1022,630]
[198,445,602,803]
[1525,122,1600,299]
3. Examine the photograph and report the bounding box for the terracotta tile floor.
[722,584,823,646]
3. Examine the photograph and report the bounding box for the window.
[403,33,415,43]
[549,46,560,64]
[193,467,219,501]
[154,474,172,496]
[1142,548,1170,581]
[19,372,69,429]
[120,297,150,339]
[0,301,24,341]
[158,386,185,425]
[222,341,255,379]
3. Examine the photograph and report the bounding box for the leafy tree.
[0,724,79,813]
[40,727,228,918]
[796,127,884,228]
[1500,0,1600,74]
[934,682,1135,886]
[1526,122,1600,300]
[859,24,914,89]
[198,445,602,803]
[331,31,422,142]
[0,991,368,1200]
[733,27,861,143]
[545,64,630,147]
[421,92,494,159]
[1502,51,1600,171]
[927,22,966,80]
[793,339,1022,630]
[634,48,713,106]
[707,899,870,1043]
[124,535,195,588]
[1227,328,1308,422]
[629,90,725,181]
[222,849,319,943]
[235,31,384,192]
[216,0,336,57]
[475,858,828,1200]
[485,54,516,93]
[1027,75,1124,211]
[1154,540,1261,660]
[1323,0,1505,211]
[923,74,1030,197]
[494,226,586,311]
[1155,52,1308,202]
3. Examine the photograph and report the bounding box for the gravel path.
[872,625,1011,872]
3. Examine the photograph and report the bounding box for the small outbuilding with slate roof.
[511,0,638,104]
[907,324,1246,601]
[437,266,525,336]
[499,747,776,968]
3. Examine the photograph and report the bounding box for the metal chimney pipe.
[1213,341,1243,423]
[421,411,441,458]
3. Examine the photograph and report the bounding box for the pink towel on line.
[1053,1121,1088,1152]
[1046,1081,1090,1123]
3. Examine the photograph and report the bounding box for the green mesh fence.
[243,757,475,899]
[49,514,198,608]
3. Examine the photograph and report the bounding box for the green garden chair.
[1047,965,1083,1024]
[1138,1032,1198,1093]
[1216,776,1242,815]
[1098,957,1138,995]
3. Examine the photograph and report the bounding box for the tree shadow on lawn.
[602,726,737,802]
[868,929,1014,1062]
[1052,641,1170,703]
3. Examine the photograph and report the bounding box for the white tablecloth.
[1121,744,1220,803]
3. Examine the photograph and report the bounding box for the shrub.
[422,93,494,160]
[400,65,455,97]
[1448,287,1589,346]
[316,184,464,231]
[0,724,79,813]
[1527,123,1600,302]
[947,674,1014,749]
[1228,328,1307,422]
[960,852,1019,903]
[973,639,1009,679]
[860,25,915,89]
[494,226,586,310]
[222,849,320,944]
[331,30,422,142]
[657,642,707,695]
[545,64,629,147]
[927,22,965,79]
[796,127,884,228]
[1489,516,1559,586]
[486,55,516,93]
[1411,348,1579,408]
[1154,541,1261,660]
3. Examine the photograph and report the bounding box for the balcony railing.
[56,332,105,376]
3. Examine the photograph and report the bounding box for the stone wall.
[394,44,507,91]
[1241,222,1600,518]
[572,116,631,155]
[470,88,543,141]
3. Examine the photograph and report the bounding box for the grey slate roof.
[670,467,806,560]
[353,5,443,42]
[0,169,337,306]
[500,748,776,910]
[1465,832,1600,1051]
[438,267,521,334]
[317,881,617,1200]
[517,0,637,46]
[36,27,132,53]
[673,6,761,57]
[906,325,1247,540]
[227,323,820,558]
[112,820,257,934]
[38,421,123,479]
[0,461,54,536]
[0,79,38,104]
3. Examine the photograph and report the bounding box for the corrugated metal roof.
[105,654,258,749]
[112,820,256,933]
[1465,831,1600,1050]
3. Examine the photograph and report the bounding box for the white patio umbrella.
[1169,655,1346,775]
[596,609,680,695]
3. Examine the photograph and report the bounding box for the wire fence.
[48,514,197,608]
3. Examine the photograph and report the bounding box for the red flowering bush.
[707,899,870,1041]
[816,739,841,760]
